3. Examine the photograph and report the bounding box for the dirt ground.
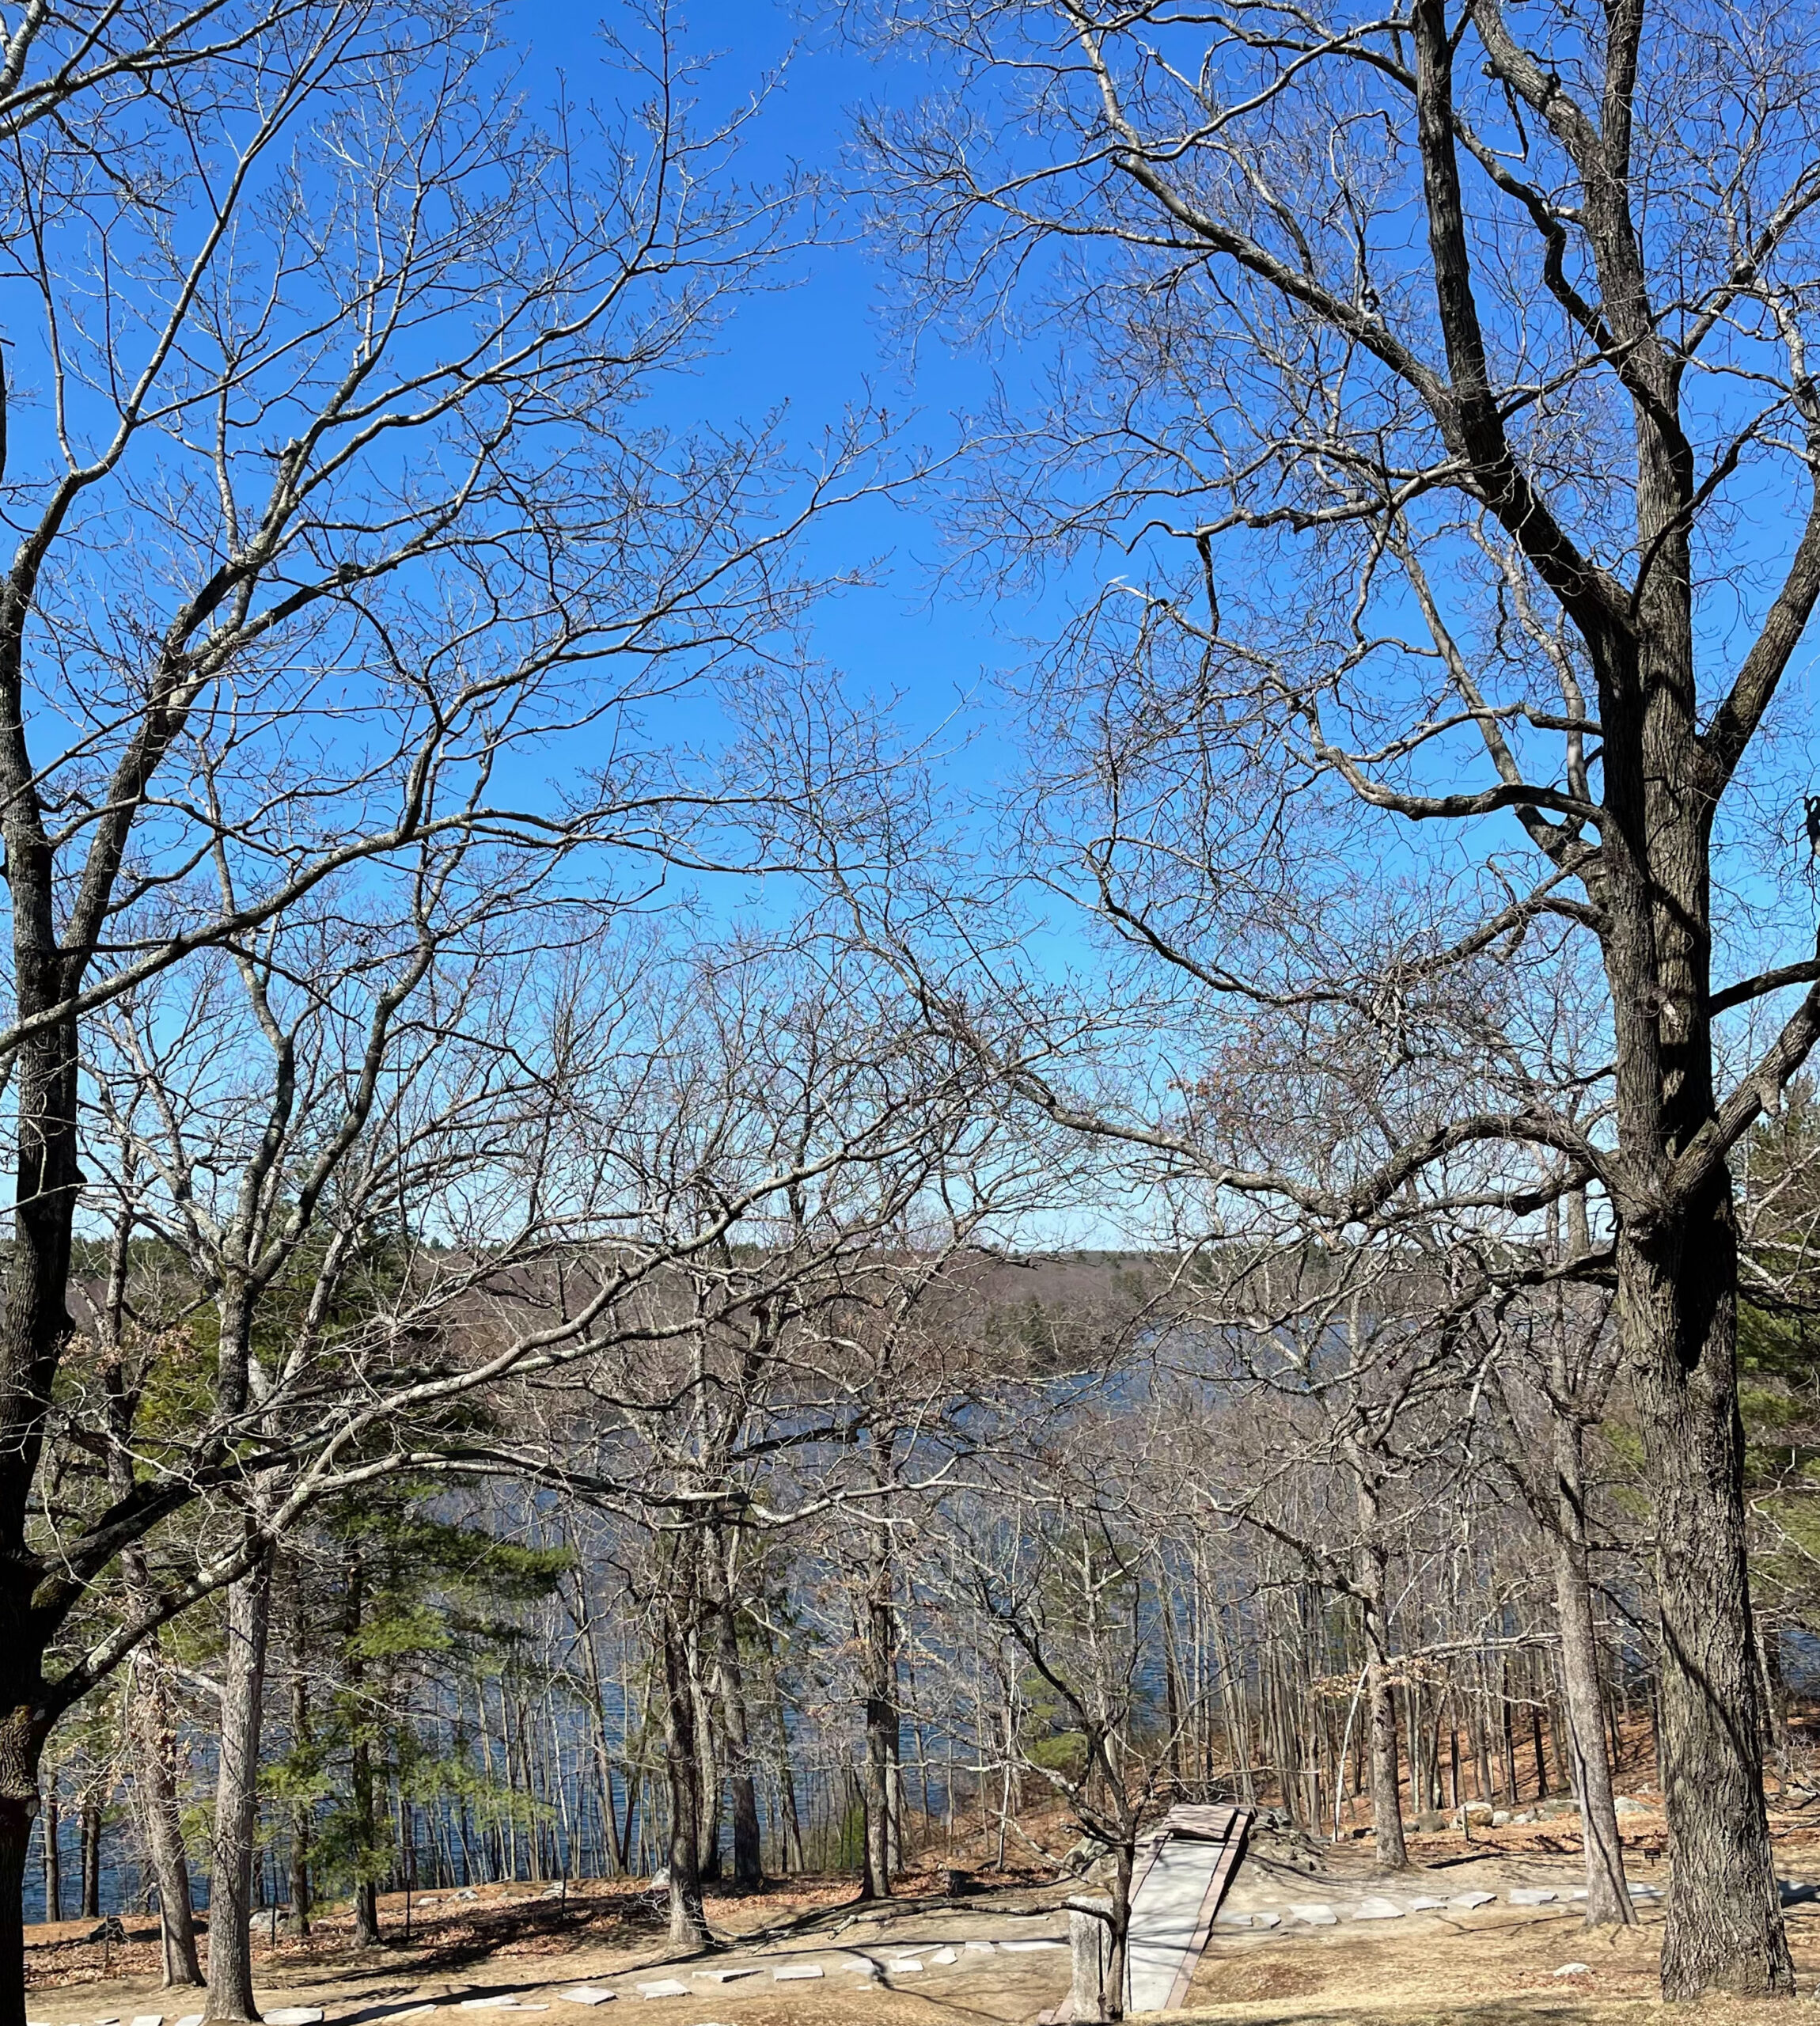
[25,1821,1820,2026]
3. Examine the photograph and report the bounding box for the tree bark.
[126,1645,204,1983]
[1625,1201,1793,1996]
[40,1777,57,1926]
[658,1606,711,1950]
[206,1546,273,2020]
[702,1552,761,1890]
[78,1798,99,1922]
[1547,1387,1633,1928]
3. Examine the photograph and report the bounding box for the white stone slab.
[962,1939,995,1952]
[1353,1898,1403,1920]
[1406,1896,1447,1911]
[562,1992,618,2006]
[1001,1938,1064,1952]
[1288,1904,1338,1925]
[885,1960,923,1974]
[1249,1910,1280,1929]
[1553,1963,1591,1976]
[267,2012,327,2024]
[633,1984,690,2001]
[771,1966,823,1982]
[928,1946,957,1966]
[1629,1884,1663,1899]
[1449,1891,1496,1910]
[132,2012,164,2025]
[1507,1888,1557,1906]
[175,2013,205,2026]
[688,1972,753,1986]
[1216,1912,1252,1928]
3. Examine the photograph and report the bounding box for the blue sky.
[506,0,1044,799]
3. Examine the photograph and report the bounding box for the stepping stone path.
[1449,1891,1496,1909]
[1508,1888,1557,1905]
[1353,1898,1404,1920]
[1289,1905,1339,1925]
[772,1965,824,1981]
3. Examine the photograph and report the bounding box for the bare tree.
[0,2,885,2013]
[853,0,1820,1992]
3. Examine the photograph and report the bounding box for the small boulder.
[1613,1796,1651,1815]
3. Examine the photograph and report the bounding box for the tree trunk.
[346,1548,380,1949]
[1353,1500,1406,1869]
[289,1672,311,1939]
[126,1645,203,1983]
[1624,1202,1793,1997]
[78,1800,99,1922]
[658,1608,711,1950]
[206,1547,274,2021]
[859,1575,900,1899]
[1549,1402,1633,1928]
[703,1556,761,1890]
[40,1778,57,1926]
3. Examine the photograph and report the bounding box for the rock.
[963,1941,996,1952]
[1507,1888,1557,1905]
[772,1965,825,1981]
[1453,1803,1496,1829]
[1249,1910,1281,1928]
[690,1970,756,1984]
[537,1883,566,1900]
[1000,1939,1065,1952]
[1490,1811,1512,1827]
[131,2014,164,2026]
[1415,1811,1448,1833]
[1406,1895,1447,1910]
[886,1959,923,1974]
[1449,1891,1496,1910]
[648,1869,669,1890]
[1553,1962,1591,1977]
[1511,1812,1535,1825]
[929,1946,958,1966]
[1613,1796,1650,1815]
[265,2013,326,2025]
[1062,1835,1113,1876]
[559,1990,617,2005]
[1536,1798,1579,1821]
[1289,1904,1339,1925]
[1352,1898,1405,1920]
[632,1983,690,2001]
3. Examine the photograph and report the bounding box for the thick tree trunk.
[1353,1501,1406,1869]
[1625,1201,1793,1997]
[206,1550,274,2021]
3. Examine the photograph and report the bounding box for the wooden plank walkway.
[1125,1806,1253,2015]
